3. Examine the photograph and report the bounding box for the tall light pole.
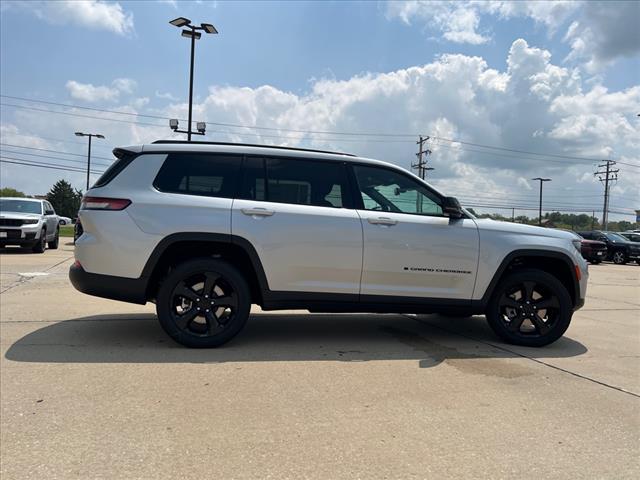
[75,132,105,190]
[531,177,551,226]
[169,17,218,141]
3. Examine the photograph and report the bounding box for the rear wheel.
[612,251,627,264]
[156,258,251,348]
[32,229,46,253]
[48,227,59,249]
[486,269,572,347]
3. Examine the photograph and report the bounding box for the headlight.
[22,219,38,225]
[571,239,582,253]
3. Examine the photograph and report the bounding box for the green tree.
[46,180,83,218]
[0,187,26,197]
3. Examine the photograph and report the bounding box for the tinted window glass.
[353,165,443,216]
[93,151,136,188]
[154,153,241,198]
[241,157,350,208]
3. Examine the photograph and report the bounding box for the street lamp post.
[531,177,552,226]
[75,132,105,190]
[169,17,218,141]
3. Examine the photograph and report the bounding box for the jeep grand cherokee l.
[0,197,60,252]
[70,141,588,348]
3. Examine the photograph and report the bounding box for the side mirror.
[45,209,55,215]
[442,196,463,219]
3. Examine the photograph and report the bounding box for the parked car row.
[574,230,640,265]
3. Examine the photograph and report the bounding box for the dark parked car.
[620,232,640,243]
[566,232,607,264]
[578,231,640,265]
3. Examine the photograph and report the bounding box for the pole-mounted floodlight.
[169,119,179,130]
[169,16,218,141]
[532,177,552,227]
[75,132,106,190]
[196,122,206,134]
[170,17,191,27]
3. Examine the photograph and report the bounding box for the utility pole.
[412,136,433,180]
[594,160,618,230]
[531,177,552,226]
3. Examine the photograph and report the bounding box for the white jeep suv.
[0,197,60,253]
[70,141,588,348]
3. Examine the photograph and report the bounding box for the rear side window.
[93,151,137,188]
[154,153,241,198]
[240,156,351,208]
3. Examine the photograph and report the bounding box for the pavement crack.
[0,255,73,295]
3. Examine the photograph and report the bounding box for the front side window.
[241,156,351,208]
[154,153,241,198]
[352,165,443,216]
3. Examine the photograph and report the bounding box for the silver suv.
[70,141,588,348]
[0,197,60,253]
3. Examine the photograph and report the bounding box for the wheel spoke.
[213,294,237,309]
[203,273,219,297]
[535,296,560,310]
[176,282,199,302]
[174,308,198,330]
[500,293,521,309]
[530,314,551,335]
[205,310,221,334]
[522,281,536,302]
[508,315,525,332]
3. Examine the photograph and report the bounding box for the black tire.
[486,269,573,347]
[32,229,46,253]
[612,250,627,265]
[156,258,251,348]
[48,228,59,249]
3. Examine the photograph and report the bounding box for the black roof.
[151,140,356,157]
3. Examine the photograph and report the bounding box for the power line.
[0,156,105,174]
[0,149,112,167]
[3,94,638,167]
[0,143,114,161]
[1,131,114,150]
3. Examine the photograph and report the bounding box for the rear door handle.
[368,217,397,226]
[241,208,275,217]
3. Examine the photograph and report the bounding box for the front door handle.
[241,208,275,217]
[368,217,397,226]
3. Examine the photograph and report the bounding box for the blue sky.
[1,1,639,220]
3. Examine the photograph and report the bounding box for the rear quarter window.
[93,150,138,188]
[153,153,242,198]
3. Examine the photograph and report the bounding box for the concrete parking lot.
[1,243,638,479]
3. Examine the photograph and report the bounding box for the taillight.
[81,196,131,211]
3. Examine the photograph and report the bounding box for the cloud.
[65,78,137,102]
[2,39,638,219]
[386,1,639,72]
[4,0,134,36]
[563,1,640,72]
[155,90,179,102]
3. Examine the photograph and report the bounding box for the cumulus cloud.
[65,78,137,102]
[563,1,640,72]
[2,39,638,218]
[4,0,134,36]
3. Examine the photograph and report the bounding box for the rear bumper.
[69,263,148,305]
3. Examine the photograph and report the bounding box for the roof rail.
[150,140,356,157]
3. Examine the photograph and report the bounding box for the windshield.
[0,199,42,214]
[604,232,627,242]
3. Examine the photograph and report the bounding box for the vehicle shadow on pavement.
[5,312,587,368]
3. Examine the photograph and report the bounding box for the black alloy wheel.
[486,269,572,347]
[156,258,251,348]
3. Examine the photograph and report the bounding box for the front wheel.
[486,269,573,347]
[156,258,251,348]
[48,228,59,249]
[32,229,46,253]
[612,251,627,264]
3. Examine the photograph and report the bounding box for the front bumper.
[69,263,148,305]
[0,228,39,245]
